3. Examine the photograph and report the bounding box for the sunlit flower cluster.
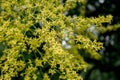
[0,0,113,80]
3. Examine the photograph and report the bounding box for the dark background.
[85,0,120,80]
[67,0,120,80]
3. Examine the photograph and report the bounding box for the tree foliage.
[0,0,114,80]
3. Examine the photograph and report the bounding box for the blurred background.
[84,0,120,80]
[66,0,120,80]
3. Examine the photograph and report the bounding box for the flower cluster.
[0,0,112,80]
